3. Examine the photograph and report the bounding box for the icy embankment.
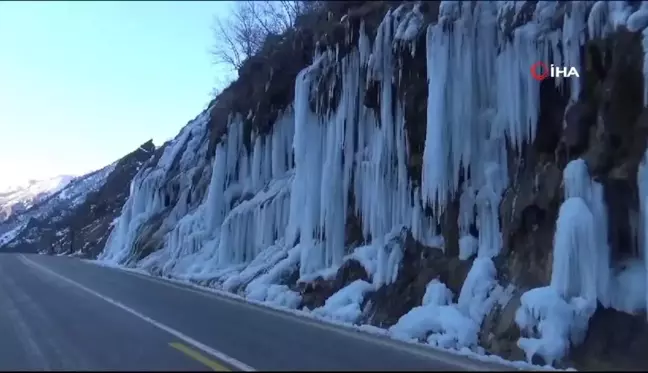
[95,1,648,369]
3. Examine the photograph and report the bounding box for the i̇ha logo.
[530,61,580,81]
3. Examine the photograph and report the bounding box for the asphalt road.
[0,253,519,371]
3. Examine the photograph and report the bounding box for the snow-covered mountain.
[0,141,156,252]
[0,175,75,223]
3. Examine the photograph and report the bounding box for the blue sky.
[0,1,235,187]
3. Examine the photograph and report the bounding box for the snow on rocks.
[311,280,374,324]
[515,171,603,364]
[389,258,512,353]
[515,286,595,366]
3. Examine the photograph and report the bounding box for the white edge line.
[85,259,523,371]
[18,254,256,372]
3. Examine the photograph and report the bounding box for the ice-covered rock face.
[99,111,212,265]
[95,0,648,369]
[101,11,439,280]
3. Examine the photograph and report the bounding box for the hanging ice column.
[551,197,599,302]
[213,112,295,267]
[357,10,417,240]
[494,4,551,151]
[99,120,198,265]
[147,121,242,274]
[514,161,608,365]
[286,44,371,277]
[421,2,509,258]
[204,143,229,231]
[285,52,330,276]
[355,10,438,284]
[562,1,590,106]
[475,164,504,258]
[560,159,611,307]
[287,12,435,279]
[516,197,599,365]
[99,168,166,264]
[422,2,501,213]
[638,149,648,319]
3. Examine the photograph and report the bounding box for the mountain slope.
[0,140,157,254]
[0,175,75,223]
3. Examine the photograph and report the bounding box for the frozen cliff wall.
[96,0,648,369]
[99,111,215,267]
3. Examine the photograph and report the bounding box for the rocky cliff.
[75,0,648,369]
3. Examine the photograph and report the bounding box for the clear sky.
[0,1,235,187]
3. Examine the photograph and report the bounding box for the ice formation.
[312,280,374,323]
[638,149,648,318]
[515,161,611,364]
[608,259,646,315]
[560,159,611,306]
[95,0,648,367]
[550,198,599,304]
[390,258,511,351]
[99,112,210,266]
[515,286,595,365]
[101,1,615,284]
[100,10,443,303]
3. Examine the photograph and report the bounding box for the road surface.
[0,253,518,371]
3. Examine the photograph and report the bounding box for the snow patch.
[312,280,374,324]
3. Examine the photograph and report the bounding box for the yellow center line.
[169,342,231,371]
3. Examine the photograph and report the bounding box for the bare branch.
[210,1,312,73]
[211,16,244,69]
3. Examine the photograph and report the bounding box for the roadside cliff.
[78,0,648,369]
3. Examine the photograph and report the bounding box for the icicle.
[562,1,590,105]
[100,122,198,265]
[638,148,648,319]
[590,181,611,307]
[251,136,263,191]
[422,3,501,220]
[412,187,440,248]
[476,166,503,258]
[643,28,648,107]
[563,159,592,200]
[551,197,598,302]
[355,10,418,247]
[205,144,228,230]
[458,184,476,236]
[421,21,453,218]
[215,174,292,267]
[588,1,632,40]
[285,53,328,276]
[494,23,544,151]
[562,159,610,306]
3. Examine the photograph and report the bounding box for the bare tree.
[211,1,319,71]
